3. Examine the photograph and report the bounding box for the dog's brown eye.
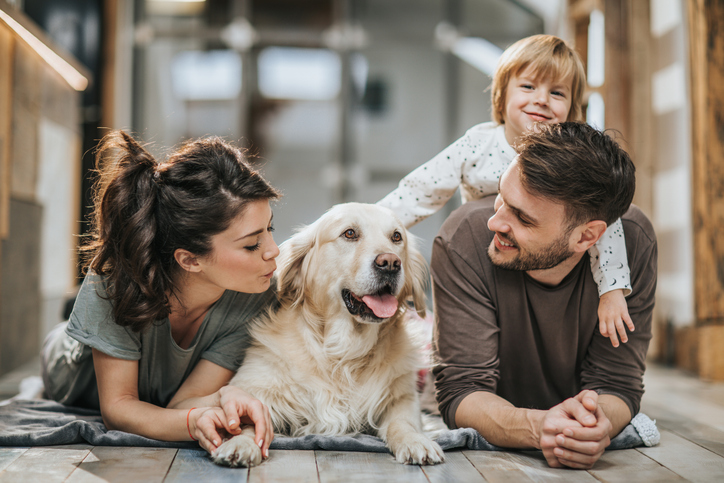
[343,229,357,239]
[392,231,402,243]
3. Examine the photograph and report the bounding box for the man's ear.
[571,220,607,253]
[174,248,202,272]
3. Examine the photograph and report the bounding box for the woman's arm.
[92,350,271,455]
[93,349,199,440]
[167,359,273,457]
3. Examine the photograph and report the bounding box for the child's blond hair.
[491,35,586,125]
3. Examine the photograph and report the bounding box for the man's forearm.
[598,394,632,438]
[455,391,545,449]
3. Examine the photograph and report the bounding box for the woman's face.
[196,199,279,294]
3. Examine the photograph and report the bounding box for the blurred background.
[2,0,721,384]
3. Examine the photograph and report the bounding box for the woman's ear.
[174,248,202,272]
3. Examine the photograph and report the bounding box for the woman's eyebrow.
[235,212,274,241]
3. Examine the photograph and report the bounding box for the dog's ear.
[402,231,429,317]
[276,223,317,308]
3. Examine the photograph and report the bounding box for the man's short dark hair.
[515,122,636,227]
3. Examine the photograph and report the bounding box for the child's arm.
[588,218,634,347]
[378,132,485,228]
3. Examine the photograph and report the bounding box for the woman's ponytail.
[83,131,169,331]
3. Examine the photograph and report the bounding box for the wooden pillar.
[603,0,631,148]
[0,24,12,240]
[0,19,15,375]
[688,0,724,324]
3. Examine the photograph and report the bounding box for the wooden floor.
[2,363,724,482]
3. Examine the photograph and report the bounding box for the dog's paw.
[212,434,262,467]
[391,433,445,465]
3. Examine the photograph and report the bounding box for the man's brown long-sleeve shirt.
[431,197,657,429]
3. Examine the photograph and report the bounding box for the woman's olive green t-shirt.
[42,272,275,409]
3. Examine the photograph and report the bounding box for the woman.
[41,131,279,458]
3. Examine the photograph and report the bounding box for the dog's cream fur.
[212,203,444,467]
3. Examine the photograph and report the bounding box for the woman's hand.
[189,407,235,453]
[217,385,274,458]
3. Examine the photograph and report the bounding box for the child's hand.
[597,289,634,347]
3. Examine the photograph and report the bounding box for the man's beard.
[487,231,574,271]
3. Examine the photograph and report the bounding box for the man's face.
[487,160,575,271]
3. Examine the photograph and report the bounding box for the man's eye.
[518,217,533,227]
[392,231,403,243]
[343,229,357,239]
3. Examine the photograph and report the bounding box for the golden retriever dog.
[212,203,445,467]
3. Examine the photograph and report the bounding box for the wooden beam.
[0,23,12,240]
[603,0,631,149]
[628,1,653,215]
[688,0,724,323]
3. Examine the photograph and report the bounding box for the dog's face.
[276,203,427,324]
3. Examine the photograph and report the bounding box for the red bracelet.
[187,407,197,441]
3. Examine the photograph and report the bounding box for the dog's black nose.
[374,253,401,272]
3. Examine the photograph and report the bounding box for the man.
[431,122,657,469]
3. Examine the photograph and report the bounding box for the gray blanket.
[0,399,659,452]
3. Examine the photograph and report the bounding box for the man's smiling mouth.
[496,233,516,248]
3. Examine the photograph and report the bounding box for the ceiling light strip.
[0,7,89,91]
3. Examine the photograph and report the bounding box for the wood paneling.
[688,0,724,323]
[603,0,631,149]
[0,198,42,374]
[0,24,12,240]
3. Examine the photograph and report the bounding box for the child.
[378,35,634,347]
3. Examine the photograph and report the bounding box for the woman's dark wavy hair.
[81,131,281,332]
[515,122,636,228]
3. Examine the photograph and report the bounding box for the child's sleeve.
[588,218,632,297]
[377,135,475,228]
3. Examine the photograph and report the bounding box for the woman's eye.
[392,231,402,242]
[343,229,357,239]
[245,243,261,252]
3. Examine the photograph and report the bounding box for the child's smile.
[503,66,573,146]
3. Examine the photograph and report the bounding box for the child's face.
[503,66,573,146]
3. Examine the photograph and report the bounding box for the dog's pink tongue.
[362,294,399,318]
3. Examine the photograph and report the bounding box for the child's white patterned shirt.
[378,122,632,296]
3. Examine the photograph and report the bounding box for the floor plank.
[66,447,177,483]
[164,448,249,482]
[0,444,91,482]
[637,429,724,482]
[248,450,318,483]
[463,450,598,482]
[0,448,27,472]
[642,401,724,458]
[588,448,684,482]
[643,365,724,433]
[421,450,486,482]
[315,451,427,483]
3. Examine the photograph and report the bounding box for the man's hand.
[538,390,612,469]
